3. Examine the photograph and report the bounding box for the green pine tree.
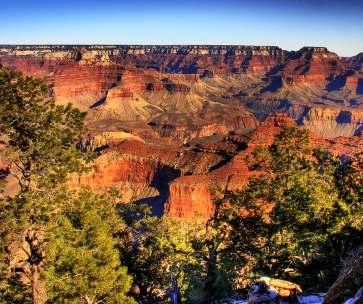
[118,202,203,303]
[233,127,362,289]
[0,66,87,193]
[45,190,135,304]
[200,127,362,294]
[0,66,88,303]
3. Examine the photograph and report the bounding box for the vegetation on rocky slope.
[0,68,362,303]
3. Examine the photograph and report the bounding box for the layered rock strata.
[1,45,362,139]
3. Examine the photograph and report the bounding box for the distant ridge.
[2,44,362,58]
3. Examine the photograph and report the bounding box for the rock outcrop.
[281,47,345,84]
[164,114,295,218]
[1,45,362,139]
[303,108,363,137]
[248,277,302,304]
[1,45,362,219]
[164,114,361,218]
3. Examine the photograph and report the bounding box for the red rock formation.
[303,107,363,137]
[280,47,345,85]
[69,140,180,215]
[1,45,362,140]
[74,140,178,189]
[1,46,362,219]
[164,114,362,219]
[54,64,122,108]
[312,134,363,156]
[164,114,295,219]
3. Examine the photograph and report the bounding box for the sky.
[0,0,362,56]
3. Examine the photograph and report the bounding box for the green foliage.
[249,127,311,174]
[0,67,92,303]
[193,183,271,302]
[0,66,87,192]
[190,127,362,298]
[118,202,204,303]
[45,190,135,304]
[0,275,32,304]
[0,196,32,304]
[226,127,363,290]
[1,64,361,302]
[0,185,61,303]
[196,189,236,303]
[333,151,363,230]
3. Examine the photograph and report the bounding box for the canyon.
[0,45,362,218]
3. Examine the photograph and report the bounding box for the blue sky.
[0,0,362,56]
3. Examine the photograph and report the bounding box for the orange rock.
[1,46,362,219]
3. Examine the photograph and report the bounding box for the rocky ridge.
[0,46,362,218]
[69,114,362,219]
[1,45,362,141]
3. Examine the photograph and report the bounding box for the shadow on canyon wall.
[336,111,352,124]
[358,79,363,95]
[260,76,283,93]
[90,96,107,109]
[355,124,363,136]
[134,165,180,217]
[326,75,347,92]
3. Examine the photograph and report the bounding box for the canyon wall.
[0,45,362,218]
[71,115,361,219]
[1,45,362,140]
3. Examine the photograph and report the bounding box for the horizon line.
[2,44,361,57]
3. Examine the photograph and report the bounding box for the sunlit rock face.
[280,47,345,84]
[1,44,361,139]
[163,114,361,219]
[302,107,363,137]
[0,45,362,218]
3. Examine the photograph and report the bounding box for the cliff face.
[1,45,361,140]
[280,47,344,84]
[53,64,122,110]
[164,114,361,219]
[1,45,362,218]
[303,107,363,137]
[0,45,286,74]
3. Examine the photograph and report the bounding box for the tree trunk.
[204,243,218,303]
[32,265,47,304]
[27,227,47,304]
[84,295,96,304]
